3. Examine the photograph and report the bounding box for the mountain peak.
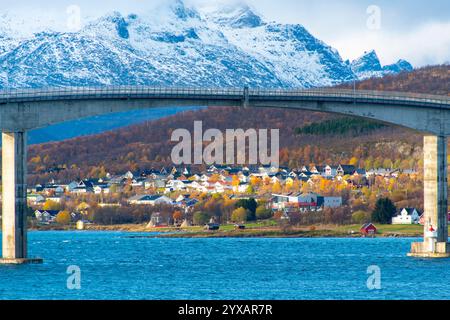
[107,12,130,39]
[351,50,382,73]
[351,50,413,79]
[170,0,200,21]
[383,59,414,73]
[202,3,264,28]
[82,11,132,39]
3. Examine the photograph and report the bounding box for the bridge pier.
[409,135,450,258]
[0,131,42,264]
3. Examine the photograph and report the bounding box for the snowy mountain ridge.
[350,50,413,80]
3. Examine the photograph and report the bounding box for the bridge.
[0,86,449,263]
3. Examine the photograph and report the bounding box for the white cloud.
[329,22,450,66]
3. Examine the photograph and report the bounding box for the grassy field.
[36,221,449,239]
[333,224,425,235]
[155,222,440,238]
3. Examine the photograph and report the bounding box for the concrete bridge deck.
[0,86,449,262]
[0,87,449,108]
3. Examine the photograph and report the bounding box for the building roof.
[129,194,164,202]
[35,209,60,216]
[400,208,420,215]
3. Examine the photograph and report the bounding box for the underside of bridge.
[0,88,449,262]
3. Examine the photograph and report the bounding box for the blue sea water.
[1,231,450,300]
[28,107,203,145]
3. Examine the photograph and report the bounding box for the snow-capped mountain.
[202,4,355,87]
[0,0,412,90]
[201,3,264,29]
[350,50,413,80]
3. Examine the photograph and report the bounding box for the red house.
[360,223,377,235]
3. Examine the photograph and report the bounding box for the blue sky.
[3,0,450,66]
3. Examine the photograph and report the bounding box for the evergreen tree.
[236,198,257,221]
[371,198,397,224]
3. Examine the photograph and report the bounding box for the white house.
[200,174,210,182]
[165,180,189,192]
[94,185,110,194]
[213,182,228,194]
[323,165,338,177]
[288,171,298,178]
[124,171,134,179]
[188,181,204,191]
[68,180,94,194]
[27,194,46,205]
[176,194,190,202]
[365,168,399,178]
[191,182,209,193]
[190,174,201,181]
[128,195,173,206]
[144,178,166,190]
[233,183,250,193]
[270,176,281,184]
[46,196,62,203]
[392,208,421,225]
[131,178,146,188]
[34,210,60,224]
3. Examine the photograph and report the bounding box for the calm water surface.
[1,231,449,300]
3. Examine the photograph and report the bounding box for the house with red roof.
[360,223,377,236]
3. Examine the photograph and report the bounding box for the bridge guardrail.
[0,86,448,107]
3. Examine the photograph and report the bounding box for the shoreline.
[28,223,426,239]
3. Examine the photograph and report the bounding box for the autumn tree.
[272,182,282,194]
[352,211,370,224]
[173,210,183,223]
[43,200,60,211]
[235,198,257,221]
[56,211,72,225]
[231,207,248,223]
[193,212,210,226]
[256,206,273,220]
[231,175,240,187]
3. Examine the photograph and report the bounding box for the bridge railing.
[0,86,245,102]
[250,88,449,104]
[249,88,450,106]
[0,86,448,107]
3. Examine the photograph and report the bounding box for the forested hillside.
[337,65,449,95]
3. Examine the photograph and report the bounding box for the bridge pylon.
[409,135,450,258]
[0,131,42,264]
